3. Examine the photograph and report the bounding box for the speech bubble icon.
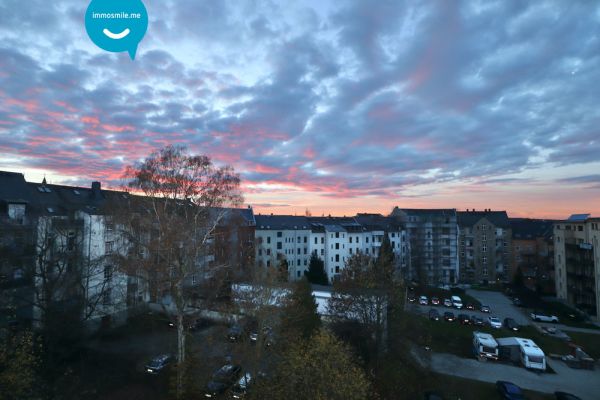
[85,0,148,60]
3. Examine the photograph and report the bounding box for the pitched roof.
[254,215,311,230]
[457,210,510,228]
[509,218,554,239]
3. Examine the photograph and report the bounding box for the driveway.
[466,289,531,325]
[424,350,600,400]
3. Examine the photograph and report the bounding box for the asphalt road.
[465,289,531,325]
[425,350,600,400]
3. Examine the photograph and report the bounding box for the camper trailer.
[472,331,499,360]
[497,337,546,371]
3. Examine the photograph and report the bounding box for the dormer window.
[47,207,55,213]
[8,203,26,222]
[37,186,51,193]
[73,189,80,195]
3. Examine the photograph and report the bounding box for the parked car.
[145,354,173,374]
[554,392,582,400]
[531,311,559,323]
[496,381,525,400]
[513,297,523,307]
[231,373,253,399]
[228,325,244,342]
[205,364,242,398]
[443,298,453,307]
[431,297,440,305]
[408,294,417,303]
[443,311,455,322]
[419,295,429,305]
[488,316,502,329]
[458,314,471,325]
[480,305,490,313]
[465,303,475,310]
[429,309,440,321]
[451,295,463,309]
[470,315,485,326]
[189,318,211,331]
[503,318,520,331]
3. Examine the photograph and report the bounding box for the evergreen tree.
[279,278,321,342]
[304,252,328,285]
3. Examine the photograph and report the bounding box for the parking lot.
[408,292,525,328]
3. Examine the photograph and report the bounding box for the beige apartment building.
[554,214,600,320]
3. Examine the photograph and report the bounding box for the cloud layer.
[1,1,599,217]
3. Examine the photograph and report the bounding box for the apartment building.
[390,208,458,285]
[509,218,555,293]
[554,214,600,319]
[0,171,134,331]
[254,214,407,283]
[457,209,512,284]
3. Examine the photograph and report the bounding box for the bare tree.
[111,145,242,397]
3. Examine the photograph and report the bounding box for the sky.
[0,0,599,219]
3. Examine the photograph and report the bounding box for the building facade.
[457,210,512,284]
[390,208,458,285]
[254,214,407,283]
[554,214,600,320]
[509,218,555,293]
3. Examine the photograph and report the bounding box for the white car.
[419,295,428,305]
[530,311,559,323]
[488,316,502,329]
[451,295,463,309]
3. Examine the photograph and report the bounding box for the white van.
[451,295,463,309]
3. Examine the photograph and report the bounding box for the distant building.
[554,214,600,320]
[457,209,512,284]
[254,214,407,283]
[509,218,555,293]
[390,208,458,285]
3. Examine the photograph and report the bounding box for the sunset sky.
[1,1,599,219]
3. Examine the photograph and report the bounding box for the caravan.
[497,337,546,371]
[472,331,499,360]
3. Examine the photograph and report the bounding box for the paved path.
[466,289,531,325]
[423,350,600,400]
[536,321,600,335]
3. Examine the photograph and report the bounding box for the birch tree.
[113,145,242,398]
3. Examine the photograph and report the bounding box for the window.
[304,248,307,254]
[320,249,324,256]
[297,271,301,278]
[349,236,353,243]
[335,266,340,273]
[266,260,271,267]
[277,242,282,250]
[297,248,300,255]
[297,236,301,243]
[277,231,282,237]
[258,249,262,256]
[267,249,271,256]
[105,241,114,253]
[349,248,353,254]
[335,254,339,262]
[366,237,369,243]
[335,243,339,250]
[482,256,487,264]
[314,237,317,244]
[106,222,114,232]
[304,236,307,243]
[335,232,339,238]
[321,237,324,244]
[103,288,111,305]
[7,204,25,221]
[578,225,583,232]
[267,237,271,244]
[304,259,307,266]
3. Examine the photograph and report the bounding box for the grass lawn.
[568,331,600,359]
[402,313,574,359]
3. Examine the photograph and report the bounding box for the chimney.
[91,181,101,191]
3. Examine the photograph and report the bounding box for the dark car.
[443,311,455,322]
[145,354,173,374]
[429,309,440,321]
[470,315,484,326]
[431,297,440,305]
[189,318,211,331]
[205,364,242,398]
[465,303,475,310]
[408,294,417,303]
[496,381,524,400]
[503,318,520,331]
[458,314,471,325]
[513,297,523,307]
[554,392,582,400]
[227,325,243,342]
[231,373,252,399]
[480,305,490,313]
